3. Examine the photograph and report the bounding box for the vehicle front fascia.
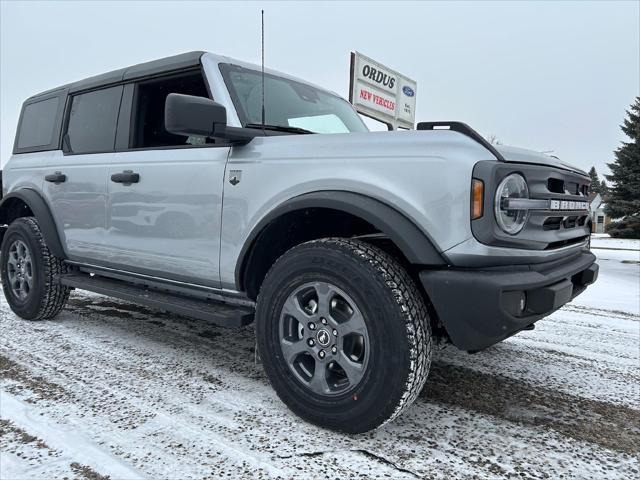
[470,161,591,250]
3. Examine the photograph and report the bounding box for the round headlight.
[495,174,529,234]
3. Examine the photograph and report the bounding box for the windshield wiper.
[245,123,313,134]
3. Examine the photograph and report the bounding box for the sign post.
[349,51,417,130]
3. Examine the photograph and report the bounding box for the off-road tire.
[0,217,70,320]
[256,238,432,433]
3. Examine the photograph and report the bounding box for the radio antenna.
[261,9,265,131]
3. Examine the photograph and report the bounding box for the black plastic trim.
[0,189,65,258]
[69,69,126,94]
[0,169,5,244]
[58,272,254,327]
[236,191,447,290]
[66,51,205,94]
[64,260,254,307]
[115,83,135,151]
[420,251,597,351]
[123,51,206,82]
[417,121,504,161]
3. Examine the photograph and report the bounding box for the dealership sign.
[349,51,417,129]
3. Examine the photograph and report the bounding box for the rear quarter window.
[16,97,60,150]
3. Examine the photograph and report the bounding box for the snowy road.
[1,246,638,479]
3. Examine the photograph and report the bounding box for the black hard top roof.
[27,51,205,101]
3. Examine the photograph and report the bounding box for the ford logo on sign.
[402,86,415,97]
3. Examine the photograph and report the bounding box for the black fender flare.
[0,189,66,258]
[236,190,447,289]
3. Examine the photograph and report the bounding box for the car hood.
[495,145,587,176]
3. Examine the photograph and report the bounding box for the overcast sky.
[1,0,638,175]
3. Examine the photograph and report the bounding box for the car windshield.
[219,63,369,134]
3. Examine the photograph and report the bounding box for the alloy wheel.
[279,281,370,396]
[6,239,34,301]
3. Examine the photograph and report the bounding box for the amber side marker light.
[472,179,484,219]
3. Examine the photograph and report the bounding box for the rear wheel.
[1,217,70,320]
[256,238,432,433]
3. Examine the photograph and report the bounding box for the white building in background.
[589,192,610,233]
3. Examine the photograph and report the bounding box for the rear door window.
[66,86,123,154]
[16,97,60,149]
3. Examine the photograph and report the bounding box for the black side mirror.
[165,93,226,138]
[164,93,257,145]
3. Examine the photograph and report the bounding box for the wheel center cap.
[316,329,331,347]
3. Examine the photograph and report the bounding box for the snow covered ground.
[1,245,638,479]
[590,233,640,251]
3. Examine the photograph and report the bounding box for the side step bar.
[58,273,254,328]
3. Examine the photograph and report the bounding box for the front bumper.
[419,251,598,351]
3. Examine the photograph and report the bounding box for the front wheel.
[0,217,70,320]
[256,238,432,433]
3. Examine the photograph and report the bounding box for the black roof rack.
[417,121,505,161]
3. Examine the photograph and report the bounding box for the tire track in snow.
[436,307,639,408]
[420,362,640,454]
[1,393,143,479]
[563,304,639,321]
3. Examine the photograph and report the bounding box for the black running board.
[58,273,254,328]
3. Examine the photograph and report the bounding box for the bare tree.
[487,134,501,145]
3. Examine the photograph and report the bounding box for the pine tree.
[605,97,640,238]
[599,180,608,197]
[588,166,601,194]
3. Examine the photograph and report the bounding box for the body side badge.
[229,170,242,186]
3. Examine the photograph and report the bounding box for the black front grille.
[545,235,590,250]
[543,217,562,230]
[532,171,590,240]
[563,216,577,229]
[472,161,591,251]
[547,178,564,194]
[546,178,587,195]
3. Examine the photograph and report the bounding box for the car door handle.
[45,172,66,184]
[110,170,140,186]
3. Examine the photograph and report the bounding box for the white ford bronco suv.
[0,51,598,433]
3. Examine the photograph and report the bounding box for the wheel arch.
[0,189,65,258]
[236,191,447,299]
